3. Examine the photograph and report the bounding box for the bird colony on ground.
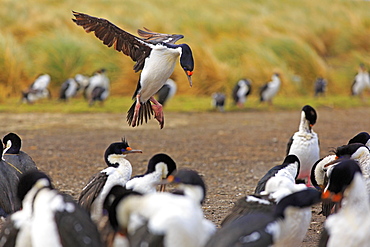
[1,10,370,247]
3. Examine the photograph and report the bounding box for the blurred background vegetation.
[0,0,369,105]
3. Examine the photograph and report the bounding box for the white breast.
[139,45,181,102]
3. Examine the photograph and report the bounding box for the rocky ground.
[1,106,369,246]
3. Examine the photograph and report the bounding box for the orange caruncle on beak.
[187,71,193,76]
[321,190,343,202]
[126,147,132,151]
[167,175,175,183]
[322,190,330,199]
[332,193,343,202]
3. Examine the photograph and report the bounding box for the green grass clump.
[0,94,369,114]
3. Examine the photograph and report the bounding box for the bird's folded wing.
[78,172,108,212]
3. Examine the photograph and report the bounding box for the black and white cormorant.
[125,153,177,194]
[351,63,370,96]
[22,74,51,104]
[232,78,251,108]
[222,155,306,228]
[211,92,226,112]
[206,188,321,247]
[314,77,327,97]
[84,68,110,106]
[59,77,79,101]
[3,132,37,176]
[0,171,104,246]
[320,159,370,247]
[78,138,142,223]
[104,169,216,247]
[259,73,281,104]
[311,131,370,192]
[156,78,177,107]
[0,141,20,216]
[286,105,320,185]
[254,154,300,194]
[72,11,194,129]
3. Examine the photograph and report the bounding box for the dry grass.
[0,0,370,100]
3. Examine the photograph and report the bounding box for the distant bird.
[0,171,104,247]
[72,11,194,129]
[211,92,226,112]
[260,73,281,104]
[78,138,142,223]
[351,63,370,96]
[320,159,370,247]
[206,188,321,247]
[232,78,251,108]
[125,153,177,194]
[59,74,89,101]
[314,77,327,97]
[0,140,20,216]
[104,169,215,247]
[254,154,300,194]
[59,78,80,101]
[84,68,110,106]
[287,105,320,185]
[156,78,177,107]
[22,74,51,104]
[2,132,38,176]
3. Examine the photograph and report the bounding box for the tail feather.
[127,100,153,127]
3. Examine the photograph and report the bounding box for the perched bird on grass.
[156,78,177,107]
[351,63,370,96]
[260,73,281,104]
[232,78,251,108]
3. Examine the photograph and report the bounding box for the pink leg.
[131,95,141,127]
[149,97,164,129]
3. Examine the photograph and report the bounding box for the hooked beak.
[185,70,193,87]
[122,147,142,155]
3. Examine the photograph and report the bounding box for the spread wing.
[72,11,151,72]
[137,27,184,44]
[78,172,108,212]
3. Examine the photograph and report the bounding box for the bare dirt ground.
[1,106,370,246]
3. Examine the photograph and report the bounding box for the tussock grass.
[1,0,370,103]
